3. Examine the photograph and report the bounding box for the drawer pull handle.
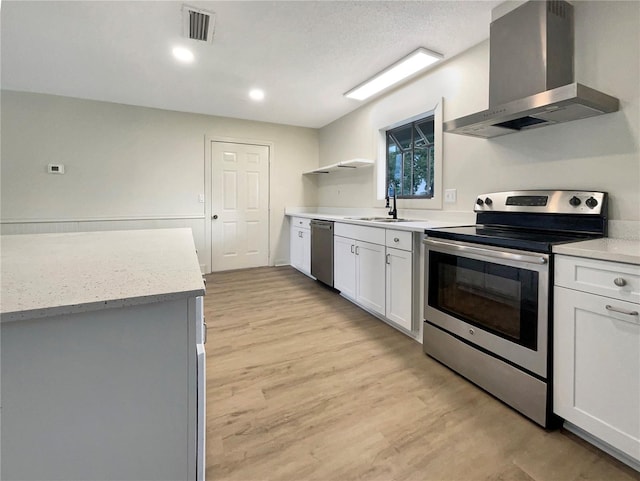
[386,253,391,264]
[613,277,627,287]
[605,305,638,316]
[394,237,400,243]
[351,245,354,254]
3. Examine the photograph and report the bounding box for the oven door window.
[428,251,538,350]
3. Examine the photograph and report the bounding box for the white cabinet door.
[334,235,356,299]
[290,226,311,276]
[195,342,206,480]
[301,229,311,275]
[385,247,413,331]
[290,226,303,270]
[193,297,206,481]
[554,286,640,462]
[356,240,386,316]
[334,229,416,335]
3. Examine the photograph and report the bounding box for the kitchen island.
[1,228,206,481]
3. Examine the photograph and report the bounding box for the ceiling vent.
[182,4,215,43]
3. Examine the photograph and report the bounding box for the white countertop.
[1,228,206,322]
[553,238,640,265]
[288,211,640,265]
[286,211,470,232]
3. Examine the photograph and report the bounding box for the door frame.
[205,135,273,273]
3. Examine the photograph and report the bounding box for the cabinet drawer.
[385,229,413,251]
[290,216,310,230]
[334,223,385,245]
[555,255,640,304]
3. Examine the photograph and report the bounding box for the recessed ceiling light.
[172,46,194,63]
[249,89,265,101]
[344,47,443,101]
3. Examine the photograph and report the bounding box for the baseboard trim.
[563,421,640,472]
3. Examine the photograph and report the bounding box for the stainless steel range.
[423,190,608,427]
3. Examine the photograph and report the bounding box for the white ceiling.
[1,1,502,128]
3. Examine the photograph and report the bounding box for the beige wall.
[0,91,319,270]
[317,1,640,223]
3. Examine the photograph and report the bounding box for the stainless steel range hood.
[444,1,619,138]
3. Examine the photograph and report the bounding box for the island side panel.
[1,298,191,481]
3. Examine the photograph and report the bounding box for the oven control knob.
[585,197,599,209]
[569,196,581,206]
[484,197,493,206]
[476,198,484,206]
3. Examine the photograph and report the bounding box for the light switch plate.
[444,189,457,203]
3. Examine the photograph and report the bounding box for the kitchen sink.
[346,217,414,222]
[372,218,414,222]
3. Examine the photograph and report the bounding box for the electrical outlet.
[198,194,205,203]
[444,189,457,203]
[47,163,65,174]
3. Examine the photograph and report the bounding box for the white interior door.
[211,141,270,271]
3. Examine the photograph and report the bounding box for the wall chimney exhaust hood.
[444,0,619,138]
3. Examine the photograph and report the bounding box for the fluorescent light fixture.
[249,89,265,101]
[344,47,443,101]
[172,46,194,63]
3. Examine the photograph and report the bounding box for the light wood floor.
[204,266,638,481]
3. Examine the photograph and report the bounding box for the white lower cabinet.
[385,247,413,331]
[334,235,357,299]
[334,236,385,316]
[554,255,640,467]
[290,217,311,276]
[334,223,415,332]
[355,240,386,316]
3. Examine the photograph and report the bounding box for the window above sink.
[374,98,443,210]
[387,115,435,199]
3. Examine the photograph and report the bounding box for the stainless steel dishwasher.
[310,219,334,286]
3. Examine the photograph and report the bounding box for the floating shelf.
[303,158,374,175]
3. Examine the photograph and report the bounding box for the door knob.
[212,215,218,220]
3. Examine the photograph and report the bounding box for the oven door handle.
[424,238,548,265]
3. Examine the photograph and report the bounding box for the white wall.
[317,1,640,224]
[0,91,319,270]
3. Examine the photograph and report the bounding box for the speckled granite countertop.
[1,228,206,322]
[553,238,640,265]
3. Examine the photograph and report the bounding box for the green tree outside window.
[386,116,435,198]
